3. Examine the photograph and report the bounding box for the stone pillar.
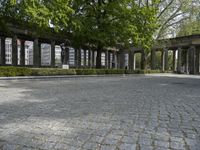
[117,52,119,69]
[185,50,189,74]
[161,50,165,71]
[88,49,91,68]
[84,49,87,67]
[74,48,78,68]
[91,50,95,68]
[133,53,136,70]
[77,48,81,68]
[111,52,115,68]
[62,47,69,66]
[33,38,40,67]
[105,50,108,69]
[164,49,168,71]
[12,35,18,66]
[196,48,200,74]
[129,51,133,70]
[119,51,125,69]
[0,37,6,65]
[172,50,176,72]
[188,46,195,74]
[20,40,25,66]
[151,49,156,70]
[113,51,117,69]
[141,51,145,70]
[177,48,182,73]
[51,41,55,67]
[108,51,111,69]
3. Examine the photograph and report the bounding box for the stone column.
[88,49,91,68]
[161,50,165,71]
[74,48,78,68]
[12,35,18,66]
[84,49,87,67]
[0,37,6,65]
[33,38,40,67]
[196,48,200,74]
[91,50,95,68]
[105,50,108,69]
[133,53,136,70]
[164,49,168,71]
[108,52,111,69]
[188,46,195,74]
[141,51,145,70]
[172,50,176,72]
[77,48,81,68]
[117,52,119,69]
[111,52,115,68]
[51,41,55,67]
[119,51,125,69]
[128,51,133,70]
[20,40,25,66]
[113,51,117,69]
[185,50,189,74]
[177,48,182,73]
[151,49,156,70]
[62,47,69,66]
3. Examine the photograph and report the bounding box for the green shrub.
[75,69,97,75]
[31,68,76,76]
[0,67,32,77]
[0,67,169,77]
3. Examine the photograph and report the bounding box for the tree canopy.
[0,0,159,68]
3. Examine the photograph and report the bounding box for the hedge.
[0,67,169,77]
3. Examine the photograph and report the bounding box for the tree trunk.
[96,45,102,69]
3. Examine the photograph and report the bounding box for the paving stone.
[118,143,136,150]
[0,76,200,150]
[100,145,116,150]
[154,140,169,148]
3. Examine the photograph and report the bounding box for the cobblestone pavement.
[0,75,200,150]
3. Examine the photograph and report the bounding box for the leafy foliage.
[0,0,159,68]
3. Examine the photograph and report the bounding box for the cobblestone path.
[0,76,200,150]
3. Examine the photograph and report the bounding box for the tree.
[0,0,159,69]
[70,0,158,68]
[0,0,73,33]
[136,0,199,39]
[177,6,200,36]
[155,0,199,39]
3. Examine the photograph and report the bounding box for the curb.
[0,73,199,80]
[0,74,133,80]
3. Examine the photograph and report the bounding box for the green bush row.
[0,67,168,77]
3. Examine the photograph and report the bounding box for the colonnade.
[0,36,121,69]
[0,36,56,67]
[151,46,200,74]
[1,35,200,74]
